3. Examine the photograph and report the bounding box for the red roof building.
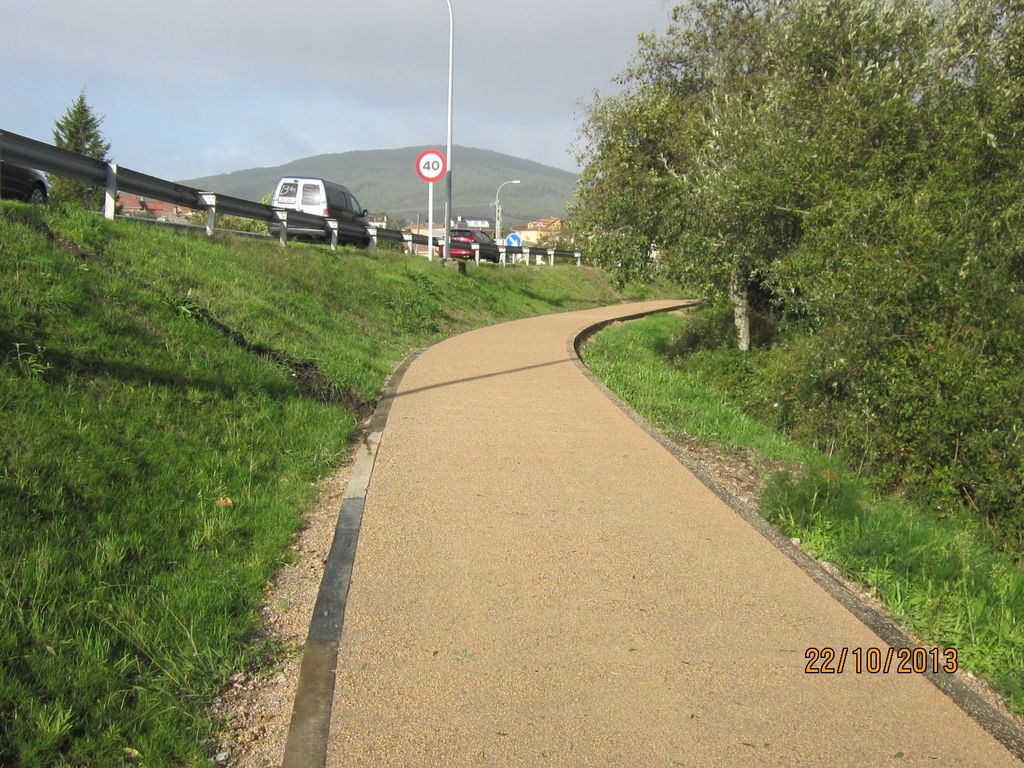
[117,193,195,221]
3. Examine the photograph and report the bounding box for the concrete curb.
[572,310,1024,763]
[281,348,424,768]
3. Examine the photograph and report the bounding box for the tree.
[50,90,111,208]
[572,0,785,344]
[572,0,934,349]
[569,84,695,285]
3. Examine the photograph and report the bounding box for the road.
[292,300,1021,767]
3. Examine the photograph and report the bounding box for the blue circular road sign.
[504,232,523,247]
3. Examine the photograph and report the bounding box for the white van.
[269,177,370,246]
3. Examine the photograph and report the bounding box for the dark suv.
[1,161,49,203]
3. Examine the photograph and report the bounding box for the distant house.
[404,223,440,256]
[117,193,195,222]
[521,216,563,246]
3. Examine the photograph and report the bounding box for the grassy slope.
[582,312,1024,717]
[0,202,645,767]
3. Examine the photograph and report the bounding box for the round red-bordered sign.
[415,149,447,183]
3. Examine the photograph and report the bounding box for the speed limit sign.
[415,149,447,183]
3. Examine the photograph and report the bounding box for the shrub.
[668,305,777,358]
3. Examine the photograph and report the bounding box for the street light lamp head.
[494,179,522,204]
[494,179,523,241]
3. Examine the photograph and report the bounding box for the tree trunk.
[730,267,751,352]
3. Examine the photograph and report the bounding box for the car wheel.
[29,185,47,205]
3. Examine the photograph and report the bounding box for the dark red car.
[436,228,498,262]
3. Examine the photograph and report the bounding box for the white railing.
[1,128,583,265]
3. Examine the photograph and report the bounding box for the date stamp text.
[804,646,958,675]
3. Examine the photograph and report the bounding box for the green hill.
[179,146,578,227]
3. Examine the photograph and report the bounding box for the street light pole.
[493,179,520,241]
[443,0,454,261]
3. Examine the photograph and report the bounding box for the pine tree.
[50,90,111,207]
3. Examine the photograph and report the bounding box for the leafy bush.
[668,305,777,357]
[216,214,268,235]
[667,306,735,356]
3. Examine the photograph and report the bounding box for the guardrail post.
[575,252,582,267]
[200,194,217,236]
[276,210,288,247]
[548,249,555,267]
[402,233,414,254]
[498,246,506,267]
[472,244,480,264]
[368,227,378,251]
[522,247,530,266]
[104,163,118,220]
[327,219,339,251]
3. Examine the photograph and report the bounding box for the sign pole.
[415,148,447,262]
[427,182,434,261]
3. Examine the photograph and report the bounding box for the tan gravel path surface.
[324,300,1020,767]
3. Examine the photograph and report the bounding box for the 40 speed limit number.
[415,149,447,183]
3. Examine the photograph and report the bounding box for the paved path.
[321,301,1019,767]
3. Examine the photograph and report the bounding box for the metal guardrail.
[1,130,108,187]
[1,128,583,265]
[368,229,582,266]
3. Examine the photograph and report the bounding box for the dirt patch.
[674,433,801,509]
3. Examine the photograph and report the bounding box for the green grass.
[583,312,805,462]
[582,311,1024,717]
[0,202,652,766]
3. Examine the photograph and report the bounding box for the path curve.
[301,300,1022,767]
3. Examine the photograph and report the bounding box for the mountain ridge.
[179,145,578,226]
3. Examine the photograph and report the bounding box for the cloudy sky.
[3,1,671,181]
